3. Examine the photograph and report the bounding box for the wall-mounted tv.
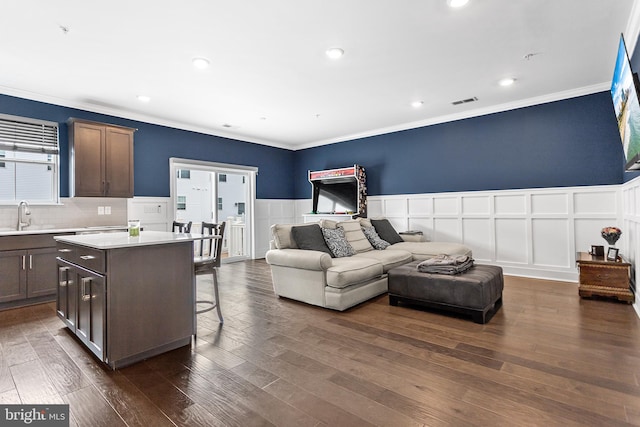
[611,34,640,170]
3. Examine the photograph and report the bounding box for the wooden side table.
[576,252,634,303]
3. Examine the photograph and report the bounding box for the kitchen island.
[54,231,202,369]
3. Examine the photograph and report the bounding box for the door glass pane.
[218,172,247,258]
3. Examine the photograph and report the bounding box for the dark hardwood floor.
[2,260,640,426]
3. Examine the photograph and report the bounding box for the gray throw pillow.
[291,224,333,256]
[362,226,391,250]
[371,219,403,245]
[321,227,356,257]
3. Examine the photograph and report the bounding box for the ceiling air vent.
[451,96,478,106]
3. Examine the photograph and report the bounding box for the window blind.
[0,113,59,154]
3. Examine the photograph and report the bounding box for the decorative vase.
[601,226,622,248]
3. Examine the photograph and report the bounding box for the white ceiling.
[1,1,639,150]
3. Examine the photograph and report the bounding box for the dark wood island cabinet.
[55,231,200,369]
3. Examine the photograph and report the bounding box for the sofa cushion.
[322,227,356,257]
[354,249,412,272]
[326,257,383,289]
[291,224,333,256]
[271,223,299,249]
[338,220,373,253]
[362,226,390,250]
[388,241,472,261]
[371,219,404,245]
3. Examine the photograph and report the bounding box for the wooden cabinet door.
[27,247,59,298]
[76,265,106,361]
[57,260,77,331]
[73,121,105,197]
[0,250,27,303]
[104,126,134,197]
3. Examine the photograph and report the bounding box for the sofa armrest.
[266,249,333,271]
[401,234,427,242]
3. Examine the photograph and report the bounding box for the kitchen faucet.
[17,200,31,231]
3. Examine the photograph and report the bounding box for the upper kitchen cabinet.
[69,119,135,198]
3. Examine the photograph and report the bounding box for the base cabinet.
[57,259,105,361]
[0,250,26,303]
[0,246,62,304]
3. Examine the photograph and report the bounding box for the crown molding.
[0,86,293,150]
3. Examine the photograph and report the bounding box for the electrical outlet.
[105,206,111,215]
[98,206,105,215]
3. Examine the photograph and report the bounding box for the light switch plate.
[105,206,112,215]
[98,206,105,215]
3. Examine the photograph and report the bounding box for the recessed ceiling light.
[498,77,516,87]
[411,100,424,108]
[137,95,151,102]
[192,57,210,69]
[325,48,344,60]
[447,0,469,8]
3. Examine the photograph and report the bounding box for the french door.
[169,158,257,262]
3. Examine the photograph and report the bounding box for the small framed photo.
[607,247,619,261]
[590,245,605,257]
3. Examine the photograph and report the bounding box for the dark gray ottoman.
[388,261,503,324]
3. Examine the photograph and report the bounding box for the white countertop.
[0,225,129,237]
[54,230,212,250]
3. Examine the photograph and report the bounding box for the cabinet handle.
[80,255,96,260]
[58,266,69,286]
[29,255,33,270]
[58,248,72,253]
[81,277,91,301]
[22,255,25,270]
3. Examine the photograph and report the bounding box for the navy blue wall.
[0,94,295,199]
[293,92,625,199]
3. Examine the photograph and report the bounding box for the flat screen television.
[312,178,358,214]
[611,34,640,170]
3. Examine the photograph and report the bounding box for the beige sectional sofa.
[265,218,472,311]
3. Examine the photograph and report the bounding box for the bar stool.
[172,221,192,233]
[194,221,225,323]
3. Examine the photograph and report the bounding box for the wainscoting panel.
[531,193,568,215]
[433,197,458,215]
[462,218,493,261]
[368,184,621,282]
[495,218,528,264]
[408,198,431,216]
[434,218,461,242]
[622,176,640,317]
[255,199,298,258]
[494,194,526,215]
[531,218,570,268]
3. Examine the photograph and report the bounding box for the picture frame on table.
[590,245,605,257]
[607,247,619,261]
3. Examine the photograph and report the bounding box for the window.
[217,197,223,210]
[0,114,59,204]
[177,195,187,210]
[219,174,227,182]
[177,169,191,179]
[237,202,245,215]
